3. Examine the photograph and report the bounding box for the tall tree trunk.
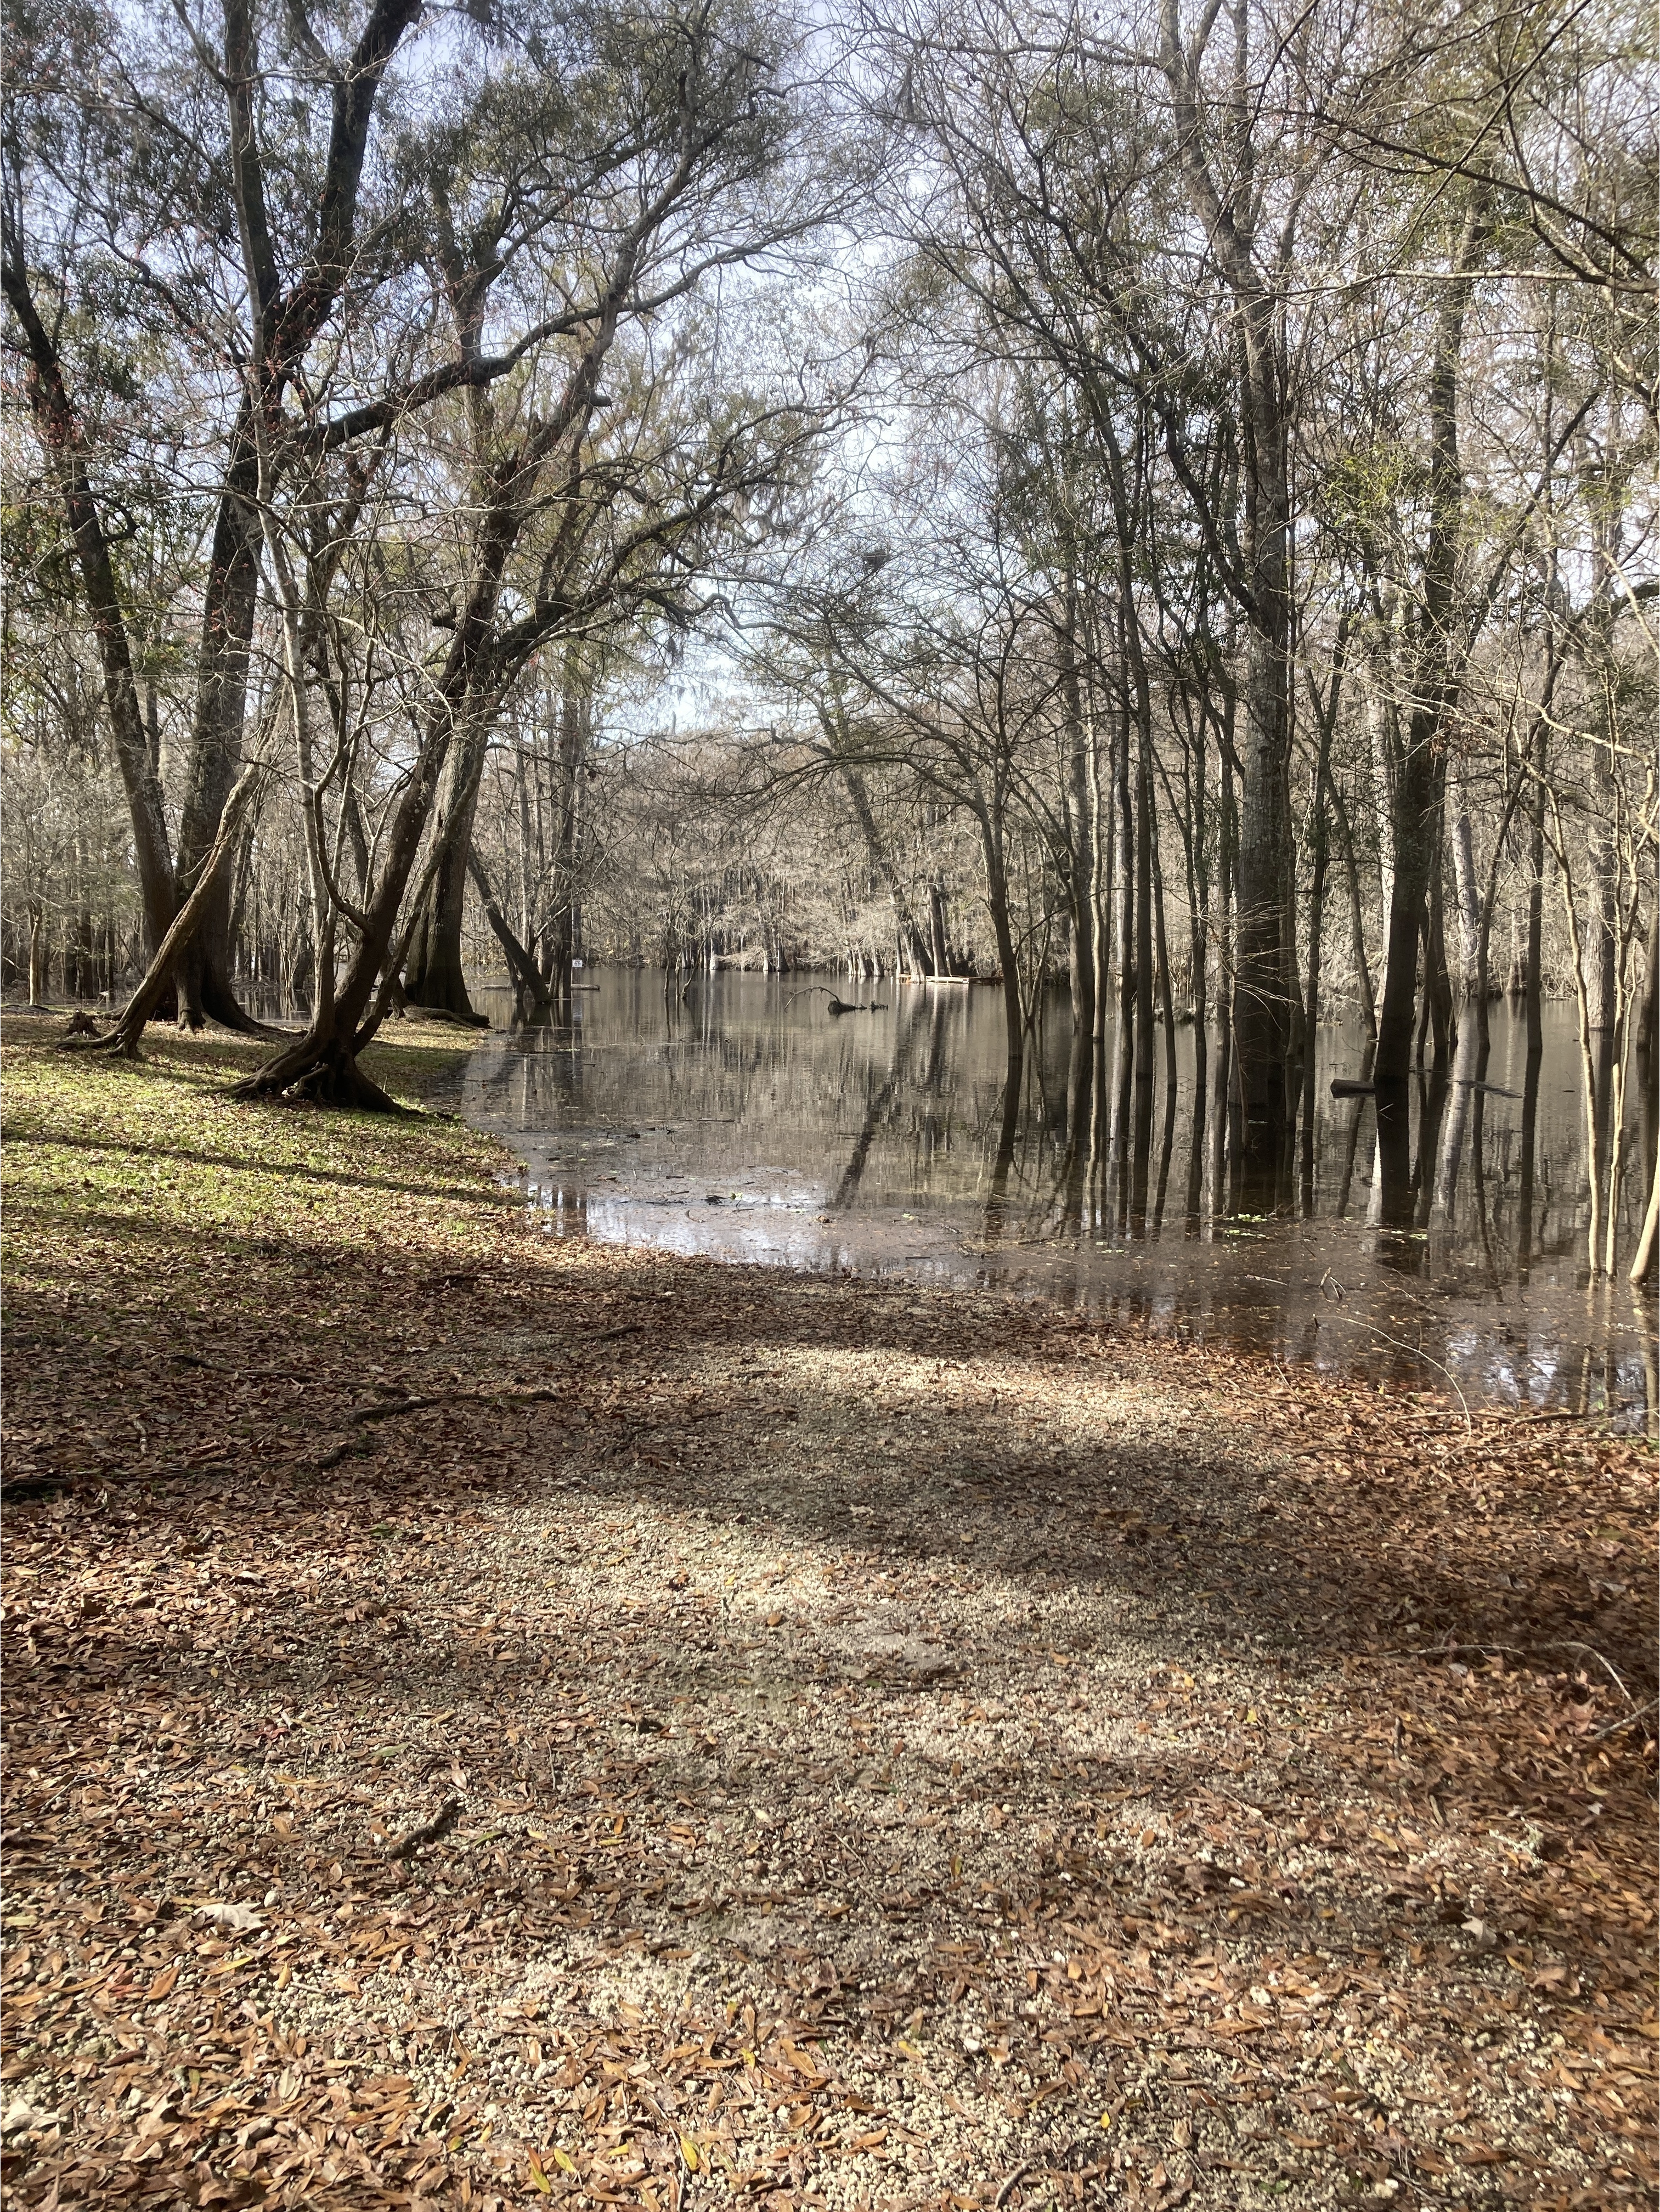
[516,740,537,953]
[1449,767,1483,1032]
[1524,719,1548,1058]
[1325,767,1375,1037]
[1160,0,1297,1157]
[1367,676,1397,933]
[1150,799,1178,1099]
[1550,797,1605,1274]
[403,708,491,1020]
[1634,897,1659,1064]
[1216,352,1292,1144]
[928,880,951,978]
[546,669,591,998]
[1425,763,1455,1069]
[26,899,47,1007]
[1376,194,1488,1087]
[1182,697,1210,1096]
[1584,568,1619,1039]
[1113,641,1136,1077]
[1211,730,1236,1114]
[1302,764,1328,1189]
[1133,712,1155,1092]
[1089,661,1114,1069]
[1061,571,1097,1045]
[174,417,266,1031]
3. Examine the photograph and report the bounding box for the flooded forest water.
[458,970,1657,1427]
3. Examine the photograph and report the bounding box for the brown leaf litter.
[1,1014,1655,2211]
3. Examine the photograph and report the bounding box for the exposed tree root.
[404,1002,490,1029]
[230,1030,411,1113]
[59,1026,145,1061]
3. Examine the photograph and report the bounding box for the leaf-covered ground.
[2,1013,1655,2212]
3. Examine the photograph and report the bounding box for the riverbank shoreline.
[2,1013,1654,2210]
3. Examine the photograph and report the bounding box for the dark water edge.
[454,970,1657,1430]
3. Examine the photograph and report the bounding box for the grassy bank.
[2,1013,1654,2212]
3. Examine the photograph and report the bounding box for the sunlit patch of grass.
[0,1014,510,1285]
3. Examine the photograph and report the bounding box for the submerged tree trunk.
[928,880,951,978]
[976,809,1024,1088]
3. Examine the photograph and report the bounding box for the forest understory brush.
[1,1014,1654,2211]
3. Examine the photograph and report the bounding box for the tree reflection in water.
[465,970,1654,1426]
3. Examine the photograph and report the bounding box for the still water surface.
[458,972,1656,1425]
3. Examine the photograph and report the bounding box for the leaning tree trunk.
[232,631,491,1109]
[467,847,550,1014]
[63,765,267,1060]
[228,160,665,1107]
